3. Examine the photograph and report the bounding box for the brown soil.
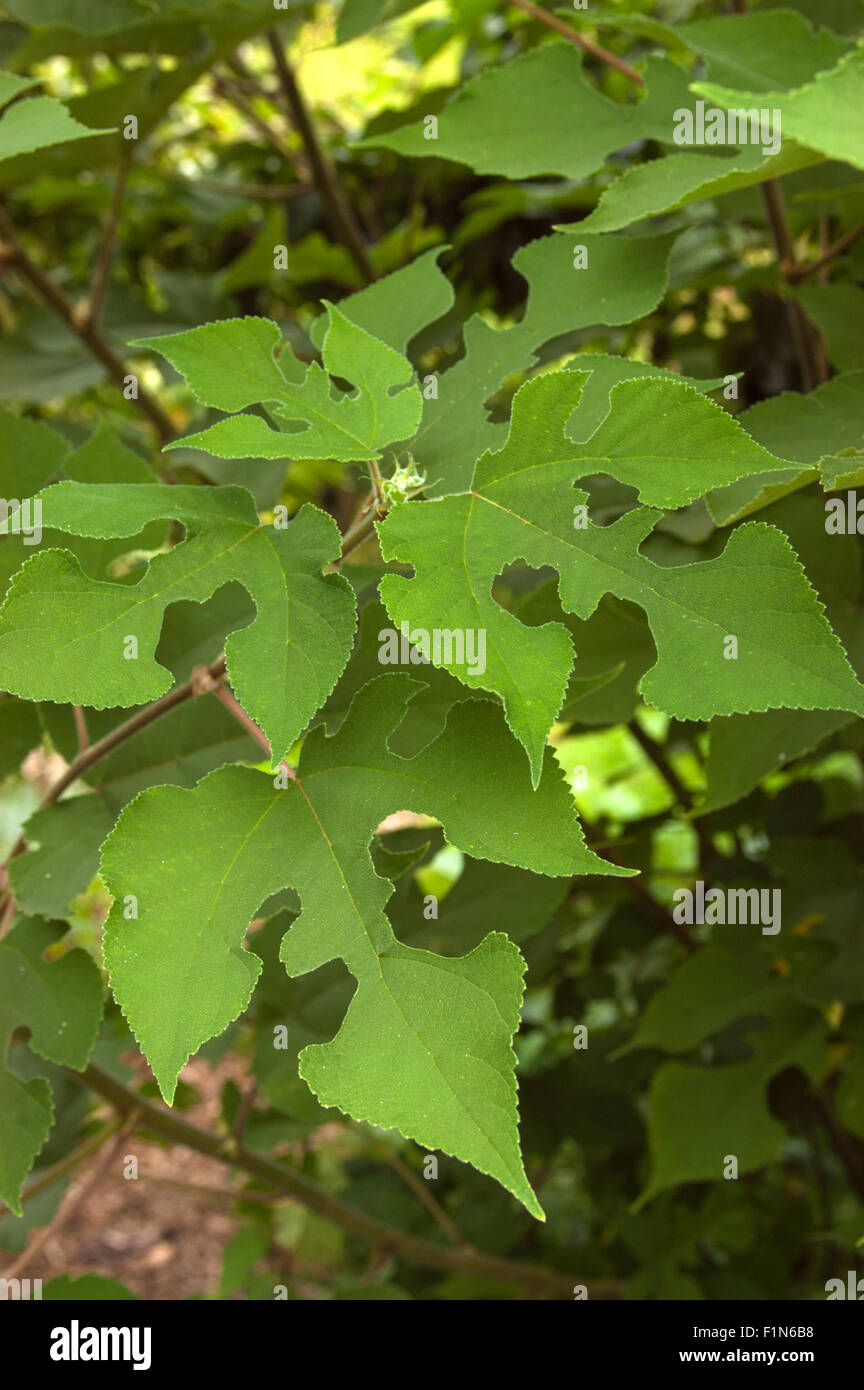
[7,1055,250,1301]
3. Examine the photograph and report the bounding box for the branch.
[758,179,825,390]
[338,499,383,562]
[84,147,133,328]
[373,1141,469,1248]
[155,170,311,201]
[211,71,308,179]
[264,33,377,284]
[591,850,698,953]
[785,220,864,282]
[72,706,90,754]
[808,1086,864,1203]
[72,1061,618,1298]
[507,0,644,87]
[195,667,272,757]
[0,206,176,446]
[40,657,226,813]
[626,718,695,811]
[0,658,227,919]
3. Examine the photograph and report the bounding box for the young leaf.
[137,305,422,463]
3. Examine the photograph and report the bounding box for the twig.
[758,179,823,391]
[0,657,227,915]
[626,719,697,811]
[626,718,714,863]
[367,458,385,510]
[264,32,376,283]
[0,893,16,939]
[84,147,133,328]
[232,1079,259,1148]
[0,206,176,446]
[71,1061,618,1298]
[507,0,644,87]
[212,71,307,179]
[591,850,698,953]
[785,220,864,282]
[72,706,90,754]
[194,665,296,778]
[212,681,272,756]
[43,657,225,811]
[135,1176,275,1204]
[808,1086,864,1202]
[155,170,311,201]
[338,488,387,564]
[376,1143,469,1248]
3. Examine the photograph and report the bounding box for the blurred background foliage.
[1,0,864,1300]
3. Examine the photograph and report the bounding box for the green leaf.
[559,375,800,510]
[566,11,849,232]
[518,588,656,729]
[0,74,39,106]
[699,707,851,814]
[357,47,695,179]
[561,356,730,443]
[706,371,864,524]
[380,371,864,781]
[100,674,628,1216]
[0,484,356,766]
[336,0,422,43]
[0,74,112,163]
[0,55,219,186]
[678,9,850,90]
[794,284,864,371]
[322,596,467,756]
[133,316,292,413]
[572,142,820,236]
[42,1274,139,1299]
[309,247,454,356]
[0,919,103,1215]
[10,798,115,920]
[620,941,789,1056]
[407,231,677,496]
[3,1,150,32]
[0,695,42,780]
[638,1004,828,1204]
[0,407,69,500]
[140,305,422,463]
[694,47,864,171]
